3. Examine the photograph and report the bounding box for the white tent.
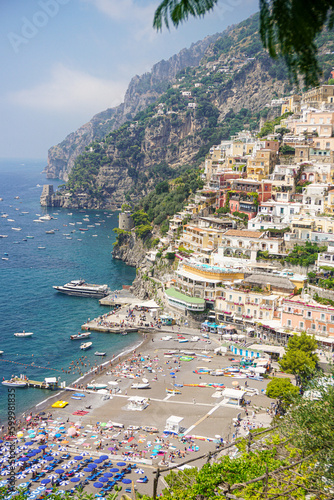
[222,388,246,406]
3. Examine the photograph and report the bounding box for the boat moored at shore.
[53,279,110,298]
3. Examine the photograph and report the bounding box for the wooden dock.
[26,379,59,390]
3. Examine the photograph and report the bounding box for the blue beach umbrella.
[21,457,29,462]
[102,472,113,478]
[55,434,61,438]
[88,463,97,469]
[55,469,64,474]
[26,442,34,446]
[110,468,119,472]
[44,456,53,461]
[93,482,103,488]
[74,456,83,461]
[40,478,51,485]
[83,467,92,472]
[94,458,103,464]
[70,477,80,483]
[99,477,108,483]
[122,478,132,484]
[100,455,109,460]
[39,445,47,450]
[117,462,126,467]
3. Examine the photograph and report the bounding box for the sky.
[0,0,258,160]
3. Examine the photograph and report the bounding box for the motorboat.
[80,341,92,350]
[70,332,91,340]
[131,382,150,389]
[11,227,22,231]
[86,383,107,390]
[0,235,8,238]
[53,279,110,298]
[14,331,34,337]
[45,230,55,234]
[95,351,106,356]
[2,378,27,388]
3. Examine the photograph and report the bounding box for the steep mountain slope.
[44,33,221,181]
[48,13,334,209]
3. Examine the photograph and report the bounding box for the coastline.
[15,332,150,424]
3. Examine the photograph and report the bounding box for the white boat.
[70,332,91,340]
[2,378,27,388]
[191,336,199,342]
[80,341,92,350]
[0,351,3,355]
[131,382,151,389]
[53,279,110,298]
[14,332,34,337]
[95,351,106,356]
[87,383,107,390]
[38,246,46,250]
[2,257,8,261]
[39,214,52,221]
[26,235,34,239]
[12,227,22,231]
[45,230,55,234]
[179,338,188,343]
[0,235,8,238]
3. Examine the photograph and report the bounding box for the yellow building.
[178,224,224,253]
[247,149,277,181]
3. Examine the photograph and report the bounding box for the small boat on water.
[0,235,8,238]
[2,377,27,388]
[11,227,22,231]
[94,351,106,356]
[80,341,92,350]
[2,257,8,261]
[26,235,34,239]
[14,331,34,337]
[70,332,91,340]
[38,246,46,250]
[45,230,55,234]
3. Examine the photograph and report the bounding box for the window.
[229,295,232,301]
[255,298,258,304]
[238,306,242,313]
[321,313,325,321]
[238,296,242,302]
[331,315,334,322]
[287,319,292,326]
[280,208,284,214]
[287,307,292,313]
[322,325,326,332]
[247,309,251,315]
[311,324,316,330]
[307,311,312,318]
[299,321,304,329]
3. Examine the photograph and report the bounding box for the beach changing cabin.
[160,314,175,325]
[165,415,183,435]
[221,388,246,407]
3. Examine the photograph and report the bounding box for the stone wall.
[308,284,334,301]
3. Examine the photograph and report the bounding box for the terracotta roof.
[223,230,264,238]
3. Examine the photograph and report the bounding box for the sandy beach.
[0,326,275,498]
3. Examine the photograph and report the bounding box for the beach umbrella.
[41,478,51,485]
[21,457,29,462]
[117,462,126,466]
[16,472,27,479]
[62,463,72,469]
[135,468,144,474]
[81,451,89,456]
[83,467,93,472]
[54,434,61,438]
[48,474,58,480]
[74,456,83,461]
[102,472,113,478]
[99,477,108,483]
[110,468,119,472]
[70,477,80,483]
[0,480,8,487]
[74,472,85,478]
[38,445,47,450]
[17,481,30,489]
[87,463,97,469]
[55,469,64,474]
[100,455,109,460]
[107,447,115,451]
[44,456,54,461]
[58,446,67,451]
[93,482,103,488]
[60,480,69,486]
[51,451,59,457]
[122,478,132,484]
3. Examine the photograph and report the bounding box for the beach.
[0,327,275,498]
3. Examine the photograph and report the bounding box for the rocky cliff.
[44,33,220,181]
[43,13,334,208]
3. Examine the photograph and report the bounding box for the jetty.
[26,376,60,390]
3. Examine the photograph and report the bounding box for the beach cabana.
[127,396,149,411]
[165,416,183,435]
[221,388,246,407]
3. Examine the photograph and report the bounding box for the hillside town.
[128,84,334,353]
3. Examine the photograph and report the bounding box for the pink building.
[282,296,334,337]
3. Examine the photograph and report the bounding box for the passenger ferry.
[53,279,110,298]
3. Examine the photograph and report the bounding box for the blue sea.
[0,159,137,423]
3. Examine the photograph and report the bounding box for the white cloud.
[7,63,127,114]
[83,0,157,40]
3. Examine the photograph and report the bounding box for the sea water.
[0,159,137,423]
